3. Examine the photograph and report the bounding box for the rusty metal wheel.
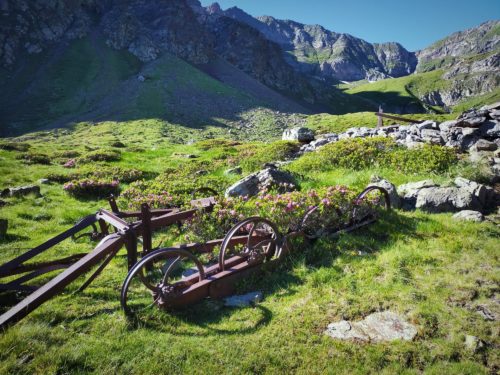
[218,217,282,271]
[351,186,390,225]
[121,248,205,316]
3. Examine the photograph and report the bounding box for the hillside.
[0,103,499,373]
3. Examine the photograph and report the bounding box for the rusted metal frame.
[0,234,125,329]
[161,258,262,308]
[1,253,87,277]
[75,245,122,293]
[374,112,424,124]
[96,209,129,233]
[116,208,179,219]
[0,264,69,292]
[140,204,152,257]
[124,230,138,270]
[0,215,98,278]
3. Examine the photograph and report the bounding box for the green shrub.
[385,144,457,174]
[240,141,300,172]
[16,152,52,165]
[0,142,31,152]
[289,137,457,175]
[48,166,147,184]
[78,149,121,163]
[64,179,120,198]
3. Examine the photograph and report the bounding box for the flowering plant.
[63,178,120,198]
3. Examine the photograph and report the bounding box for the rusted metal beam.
[0,215,97,278]
[0,234,124,329]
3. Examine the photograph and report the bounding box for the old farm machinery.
[0,186,390,329]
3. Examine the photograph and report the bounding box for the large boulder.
[282,127,315,143]
[225,168,296,198]
[397,180,438,209]
[368,176,400,209]
[415,186,479,213]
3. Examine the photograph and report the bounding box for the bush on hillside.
[78,149,121,163]
[240,141,300,172]
[0,142,31,152]
[64,178,120,198]
[289,137,457,174]
[16,152,52,165]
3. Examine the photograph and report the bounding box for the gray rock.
[225,166,242,175]
[480,101,500,111]
[282,127,314,143]
[454,177,488,207]
[398,180,438,209]
[38,178,50,185]
[225,168,296,197]
[439,120,458,132]
[417,120,437,131]
[0,219,7,238]
[137,74,145,82]
[415,186,479,213]
[420,129,442,144]
[368,176,400,209]
[1,185,41,198]
[452,210,484,222]
[471,139,498,151]
[324,311,418,343]
[224,291,263,307]
[464,335,486,353]
[479,120,500,138]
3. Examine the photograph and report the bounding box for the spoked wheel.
[351,186,390,225]
[218,217,282,271]
[121,248,205,317]
[299,205,344,239]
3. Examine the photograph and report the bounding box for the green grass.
[0,112,498,374]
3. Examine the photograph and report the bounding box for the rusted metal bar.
[374,112,424,124]
[3,253,87,277]
[0,215,97,278]
[97,209,129,232]
[75,245,121,293]
[141,203,152,257]
[0,234,125,329]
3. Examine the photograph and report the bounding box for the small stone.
[452,210,484,222]
[195,170,208,176]
[137,75,146,82]
[324,311,417,343]
[38,178,50,185]
[224,291,263,307]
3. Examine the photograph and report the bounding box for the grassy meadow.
[0,112,498,374]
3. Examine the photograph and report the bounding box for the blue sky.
[201,0,500,51]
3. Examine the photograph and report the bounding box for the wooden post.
[377,106,383,129]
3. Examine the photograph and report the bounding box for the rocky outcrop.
[397,178,498,213]
[416,20,500,72]
[225,167,296,198]
[282,127,315,142]
[368,176,400,209]
[1,185,41,198]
